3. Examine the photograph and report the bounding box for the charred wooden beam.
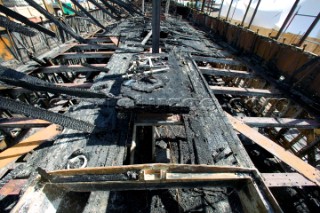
[24,0,87,43]
[200,67,256,78]
[87,0,119,19]
[193,56,242,66]
[0,118,51,128]
[73,44,117,50]
[99,0,123,17]
[0,5,56,37]
[236,116,320,129]
[0,16,36,37]
[62,1,105,29]
[60,51,114,59]
[210,86,283,97]
[0,97,97,133]
[37,64,108,73]
[0,65,106,98]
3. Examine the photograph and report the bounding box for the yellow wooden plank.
[0,124,61,168]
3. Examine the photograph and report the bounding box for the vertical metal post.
[248,0,261,28]
[274,0,300,40]
[296,12,320,46]
[218,0,225,18]
[142,0,145,14]
[165,0,170,15]
[225,0,234,21]
[201,0,205,12]
[152,0,160,53]
[241,0,252,26]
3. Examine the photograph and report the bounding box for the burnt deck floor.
[1,12,319,213]
[3,16,254,212]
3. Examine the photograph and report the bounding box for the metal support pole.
[225,0,234,21]
[165,0,170,15]
[241,0,252,26]
[201,0,205,12]
[247,0,261,28]
[274,0,300,40]
[142,0,145,14]
[218,0,225,18]
[152,0,160,54]
[296,12,320,46]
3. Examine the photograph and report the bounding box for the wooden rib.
[199,67,256,78]
[210,86,283,97]
[38,64,108,73]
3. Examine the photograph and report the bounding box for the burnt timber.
[0,1,319,213]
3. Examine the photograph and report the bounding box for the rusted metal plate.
[0,179,28,196]
[262,173,316,187]
[226,113,320,186]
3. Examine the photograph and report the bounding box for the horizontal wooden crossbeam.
[199,67,256,78]
[210,86,283,97]
[236,116,320,129]
[38,64,108,73]
[60,51,114,59]
[193,56,242,66]
[0,118,50,128]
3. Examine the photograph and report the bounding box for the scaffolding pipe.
[241,0,252,26]
[274,0,300,40]
[225,0,234,21]
[296,12,320,46]
[218,0,225,18]
[248,0,261,28]
[142,0,145,14]
[152,0,160,53]
[201,0,205,12]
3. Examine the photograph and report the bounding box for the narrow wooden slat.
[193,56,242,66]
[38,64,108,73]
[210,86,283,97]
[262,173,316,187]
[0,118,51,128]
[60,51,114,59]
[0,124,61,168]
[236,117,320,129]
[200,67,255,78]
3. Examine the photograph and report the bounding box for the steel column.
[152,0,161,53]
[241,0,253,26]
[218,0,225,18]
[274,0,300,40]
[296,12,320,46]
[201,0,206,12]
[225,0,234,20]
[248,0,261,28]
